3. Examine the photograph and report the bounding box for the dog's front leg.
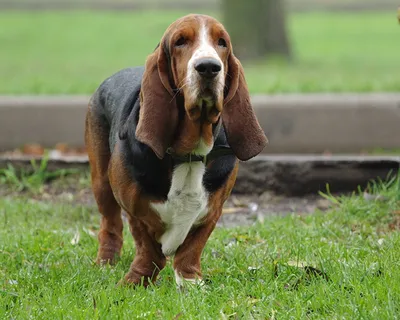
[173,162,239,287]
[172,219,217,287]
[122,216,166,287]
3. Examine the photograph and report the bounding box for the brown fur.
[223,56,268,161]
[135,42,178,159]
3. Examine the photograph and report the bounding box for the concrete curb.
[1,154,399,195]
[235,155,400,195]
[1,94,400,153]
[252,93,400,153]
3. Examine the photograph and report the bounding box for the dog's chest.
[151,162,208,256]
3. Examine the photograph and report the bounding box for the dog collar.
[167,146,234,165]
[167,117,234,164]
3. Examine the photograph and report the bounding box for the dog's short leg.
[172,221,216,287]
[122,216,166,287]
[173,162,239,287]
[85,106,123,265]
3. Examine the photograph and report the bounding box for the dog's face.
[165,15,230,123]
[136,14,268,161]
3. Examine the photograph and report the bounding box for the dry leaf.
[316,199,332,210]
[248,266,260,274]
[55,143,69,153]
[286,260,310,268]
[22,143,44,156]
[70,230,80,245]
[363,192,388,202]
[173,312,183,320]
[247,297,260,305]
[83,227,96,237]
[231,196,247,208]
[222,207,244,214]
[226,238,237,247]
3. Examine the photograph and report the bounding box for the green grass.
[1,177,400,318]
[0,10,399,94]
[0,156,79,194]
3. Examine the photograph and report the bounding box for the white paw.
[174,270,205,288]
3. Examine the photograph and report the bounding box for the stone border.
[1,154,399,195]
[1,94,400,153]
[235,155,400,195]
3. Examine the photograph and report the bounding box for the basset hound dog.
[85,14,268,287]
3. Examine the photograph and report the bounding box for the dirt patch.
[219,194,331,227]
[0,174,334,228]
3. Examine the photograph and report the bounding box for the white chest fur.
[151,161,209,256]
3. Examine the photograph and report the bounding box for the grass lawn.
[1,175,400,318]
[0,10,399,94]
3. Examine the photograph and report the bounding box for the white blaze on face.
[186,21,225,106]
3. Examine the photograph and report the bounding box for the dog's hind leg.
[85,100,123,265]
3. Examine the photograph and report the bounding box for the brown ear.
[135,40,178,159]
[222,54,268,161]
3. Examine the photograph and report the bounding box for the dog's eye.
[218,38,227,48]
[175,37,186,47]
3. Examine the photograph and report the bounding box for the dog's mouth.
[200,79,218,94]
[199,81,223,105]
[184,78,223,123]
[187,99,221,124]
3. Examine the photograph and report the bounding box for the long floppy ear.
[222,53,268,161]
[135,40,178,159]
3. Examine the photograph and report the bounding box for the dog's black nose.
[194,58,221,79]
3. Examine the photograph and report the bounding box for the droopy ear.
[222,53,268,161]
[135,40,178,159]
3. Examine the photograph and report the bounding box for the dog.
[85,14,268,287]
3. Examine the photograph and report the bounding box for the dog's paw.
[96,249,120,266]
[174,270,205,290]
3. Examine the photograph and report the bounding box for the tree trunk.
[222,0,291,61]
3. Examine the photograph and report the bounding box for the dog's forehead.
[164,14,225,37]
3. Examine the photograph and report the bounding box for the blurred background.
[0,0,399,95]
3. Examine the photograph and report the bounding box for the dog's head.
[135,14,268,160]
